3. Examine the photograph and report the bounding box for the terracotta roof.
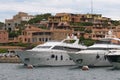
[24,25,51,32]
[25,26,43,31]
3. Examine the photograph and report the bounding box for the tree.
[83,39,95,46]
[111,20,120,26]
[0,22,4,29]
[70,22,93,26]
[9,31,20,38]
[79,36,95,46]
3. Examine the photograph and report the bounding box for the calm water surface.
[0,63,120,80]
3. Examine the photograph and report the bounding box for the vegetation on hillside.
[79,36,95,46]
[28,13,51,24]
[70,22,93,26]
[74,27,85,31]
[0,22,4,29]
[111,20,120,26]
[9,31,21,38]
[7,42,37,49]
[0,49,8,53]
[0,22,4,26]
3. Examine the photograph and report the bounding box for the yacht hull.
[16,50,76,66]
[68,52,112,67]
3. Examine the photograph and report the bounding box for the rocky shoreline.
[0,56,21,63]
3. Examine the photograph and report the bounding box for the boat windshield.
[63,40,76,44]
[95,40,111,44]
[87,47,117,50]
[36,46,52,49]
[52,46,81,52]
[87,47,107,50]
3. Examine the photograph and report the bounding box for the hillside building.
[4,12,34,31]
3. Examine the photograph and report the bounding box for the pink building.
[0,30,8,43]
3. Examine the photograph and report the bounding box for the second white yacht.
[68,30,120,67]
[16,35,87,67]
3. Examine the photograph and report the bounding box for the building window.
[25,38,27,42]
[42,38,44,42]
[15,23,18,26]
[8,23,11,26]
[28,33,30,35]
[8,28,11,32]
[45,38,48,42]
[32,38,37,42]
[39,38,41,41]
[28,38,30,42]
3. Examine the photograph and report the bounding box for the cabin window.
[55,56,58,60]
[76,59,83,63]
[109,56,120,62]
[87,48,107,50]
[69,57,72,60]
[52,46,81,52]
[52,46,64,50]
[61,55,63,60]
[104,55,107,60]
[47,58,49,60]
[24,58,30,62]
[64,47,81,52]
[51,54,55,58]
[96,54,100,59]
[37,46,51,49]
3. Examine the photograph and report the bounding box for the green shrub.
[0,49,8,53]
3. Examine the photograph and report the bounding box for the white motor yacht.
[68,30,120,67]
[16,35,87,67]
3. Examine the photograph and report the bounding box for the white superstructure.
[68,30,120,67]
[16,35,87,67]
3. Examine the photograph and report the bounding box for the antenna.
[91,0,93,14]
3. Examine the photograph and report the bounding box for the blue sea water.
[0,63,120,80]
